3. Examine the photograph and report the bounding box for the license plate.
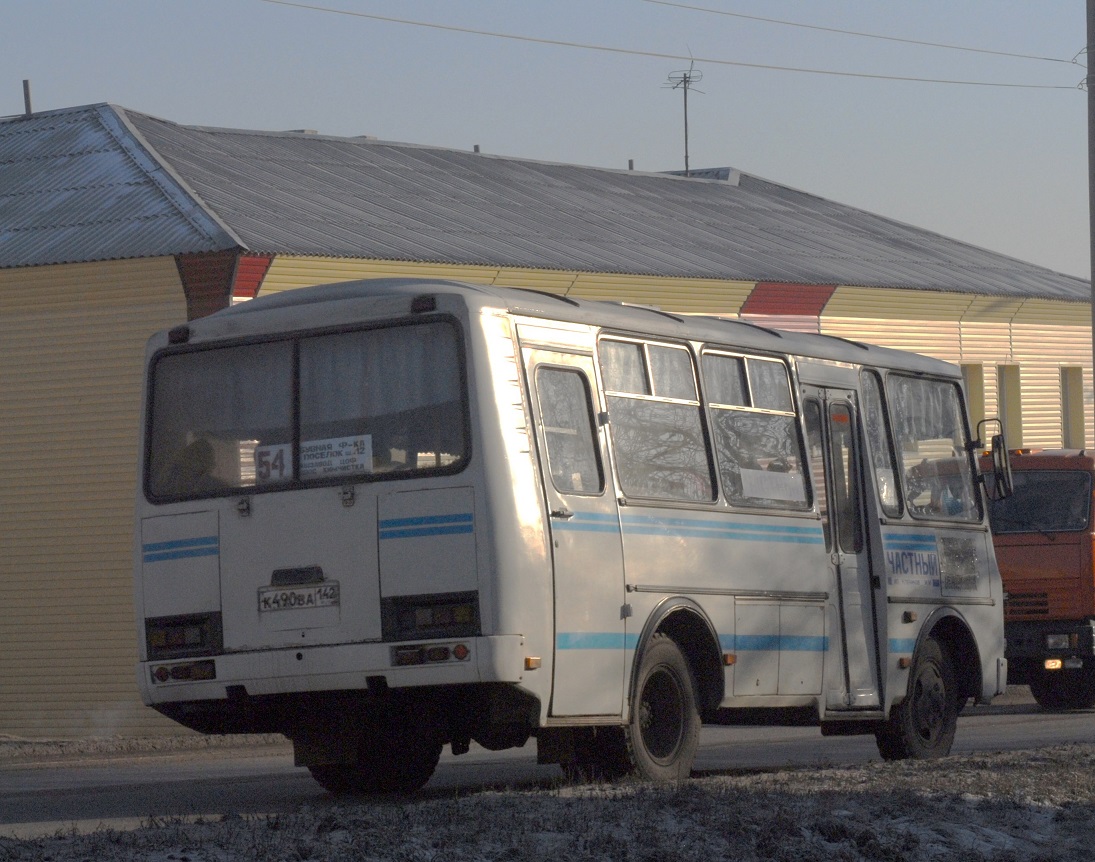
[258,582,340,612]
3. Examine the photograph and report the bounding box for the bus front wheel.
[624,634,700,780]
[875,636,958,760]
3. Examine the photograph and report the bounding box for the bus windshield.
[146,320,466,500]
[987,470,1091,535]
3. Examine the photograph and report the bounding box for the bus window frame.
[884,372,981,525]
[700,347,812,513]
[143,314,472,504]
[597,334,717,506]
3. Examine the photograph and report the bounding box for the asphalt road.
[3,689,1092,840]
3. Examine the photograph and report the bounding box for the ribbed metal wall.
[819,287,965,363]
[0,258,186,738]
[261,257,755,314]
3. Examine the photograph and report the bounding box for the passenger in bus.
[159,438,223,496]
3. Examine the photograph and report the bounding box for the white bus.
[134,278,1009,792]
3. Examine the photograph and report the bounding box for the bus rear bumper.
[137,634,528,706]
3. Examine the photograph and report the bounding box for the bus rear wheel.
[307,722,442,794]
[1029,667,1095,711]
[875,636,957,760]
[624,634,700,781]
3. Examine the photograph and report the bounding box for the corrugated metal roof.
[0,105,236,267]
[1,103,1088,302]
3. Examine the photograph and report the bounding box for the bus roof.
[197,277,957,377]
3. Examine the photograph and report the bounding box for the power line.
[642,0,1076,65]
[254,0,1077,90]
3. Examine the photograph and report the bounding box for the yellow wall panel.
[824,287,971,322]
[0,258,188,738]
[261,256,754,314]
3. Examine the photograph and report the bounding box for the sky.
[2,0,1091,280]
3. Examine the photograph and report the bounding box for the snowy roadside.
[3,740,1095,861]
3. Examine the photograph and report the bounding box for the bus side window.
[702,352,809,510]
[804,400,832,552]
[535,366,604,495]
[861,371,902,517]
[601,339,714,503]
[887,375,979,522]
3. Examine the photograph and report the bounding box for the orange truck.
[984,449,1095,709]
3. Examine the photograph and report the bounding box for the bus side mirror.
[989,433,1013,500]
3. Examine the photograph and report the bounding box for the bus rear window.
[147,320,466,500]
[988,470,1092,534]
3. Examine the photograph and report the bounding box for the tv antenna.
[665,60,703,176]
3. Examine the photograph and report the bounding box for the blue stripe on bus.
[551,512,622,533]
[380,524,475,540]
[142,535,219,564]
[621,514,824,544]
[379,513,474,528]
[379,513,474,540]
[552,512,824,545]
[882,533,938,551]
[889,638,917,654]
[556,633,830,652]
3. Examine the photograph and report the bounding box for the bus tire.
[624,634,700,781]
[875,636,957,760]
[1029,668,1095,711]
[307,724,442,794]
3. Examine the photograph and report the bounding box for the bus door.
[803,388,882,710]
[523,347,628,717]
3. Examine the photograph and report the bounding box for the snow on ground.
[3,740,1095,861]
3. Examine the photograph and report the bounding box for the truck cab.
[984,449,1095,709]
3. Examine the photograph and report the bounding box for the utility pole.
[1088,1,1095,381]
[666,63,703,177]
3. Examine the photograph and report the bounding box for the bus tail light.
[392,643,471,667]
[151,660,216,684]
[381,591,480,641]
[146,613,222,660]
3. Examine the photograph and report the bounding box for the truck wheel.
[1029,668,1095,711]
[875,636,958,760]
[308,723,442,794]
[624,634,700,781]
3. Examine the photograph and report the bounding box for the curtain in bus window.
[600,340,649,394]
[861,372,902,517]
[703,354,748,407]
[887,375,979,522]
[299,322,464,477]
[648,344,697,400]
[747,358,794,412]
[536,367,604,495]
[149,341,293,497]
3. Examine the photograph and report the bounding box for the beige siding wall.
[261,256,756,314]
[818,288,1093,449]
[0,258,187,738]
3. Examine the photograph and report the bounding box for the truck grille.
[1004,592,1049,617]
